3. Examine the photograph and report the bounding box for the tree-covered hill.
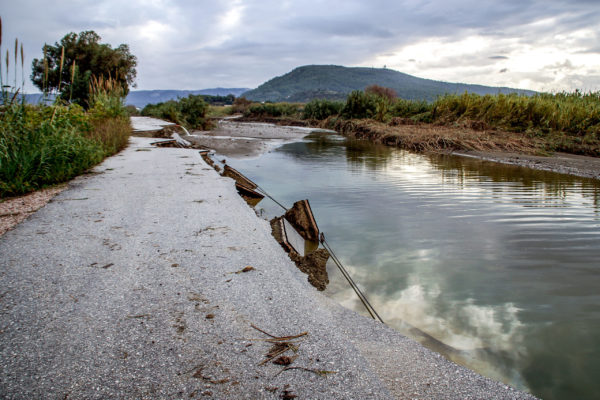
[242,65,535,102]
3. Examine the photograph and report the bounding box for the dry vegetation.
[324,117,543,154]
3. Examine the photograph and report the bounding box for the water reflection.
[229,133,600,400]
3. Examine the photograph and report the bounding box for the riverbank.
[0,132,535,398]
[238,115,600,180]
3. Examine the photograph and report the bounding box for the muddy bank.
[184,120,322,158]
[452,150,600,180]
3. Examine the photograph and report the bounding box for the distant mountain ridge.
[124,88,250,108]
[242,65,535,102]
[21,88,250,108]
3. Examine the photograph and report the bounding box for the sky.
[2,0,600,93]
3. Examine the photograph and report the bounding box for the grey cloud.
[499,68,508,73]
[3,0,600,91]
[545,60,576,71]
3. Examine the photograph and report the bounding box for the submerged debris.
[284,200,319,242]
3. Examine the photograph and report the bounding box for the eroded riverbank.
[218,124,600,400]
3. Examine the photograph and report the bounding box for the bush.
[141,95,209,130]
[365,85,397,101]
[303,99,344,120]
[178,95,209,129]
[125,105,139,116]
[391,98,432,118]
[1,75,132,197]
[341,91,376,119]
[244,102,301,118]
[231,97,252,114]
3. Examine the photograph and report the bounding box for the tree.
[365,85,397,101]
[31,31,136,107]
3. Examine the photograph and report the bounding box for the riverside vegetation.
[0,24,134,198]
[140,93,239,129]
[240,86,600,156]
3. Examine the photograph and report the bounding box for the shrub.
[141,94,209,130]
[391,98,432,118]
[303,99,344,120]
[244,102,301,118]
[341,91,376,119]
[125,105,139,116]
[178,95,209,129]
[365,85,397,101]
[231,97,252,114]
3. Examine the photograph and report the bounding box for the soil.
[183,120,316,158]
[0,185,66,237]
[270,215,330,291]
[290,249,330,291]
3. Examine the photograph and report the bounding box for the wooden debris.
[235,266,255,274]
[223,165,258,189]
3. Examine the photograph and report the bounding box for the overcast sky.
[3,0,600,93]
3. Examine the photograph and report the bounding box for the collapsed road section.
[0,123,537,398]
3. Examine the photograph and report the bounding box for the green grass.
[244,102,302,118]
[1,86,131,198]
[207,105,233,118]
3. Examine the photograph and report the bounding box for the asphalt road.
[0,136,535,399]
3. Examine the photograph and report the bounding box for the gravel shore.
[0,136,535,399]
[453,150,600,180]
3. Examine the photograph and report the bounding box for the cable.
[254,185,289,211]
[320,233,385,324]
[226,164,385,324]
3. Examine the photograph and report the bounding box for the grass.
[207,105,233,118]
[244,102,302,118]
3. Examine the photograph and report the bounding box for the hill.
[242,65,535,102]
[125,88,250,108]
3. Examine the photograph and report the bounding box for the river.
[223,130,600,400]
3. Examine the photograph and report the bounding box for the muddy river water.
[222,129,600,400]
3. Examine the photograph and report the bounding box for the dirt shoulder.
[0,185,67,237]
